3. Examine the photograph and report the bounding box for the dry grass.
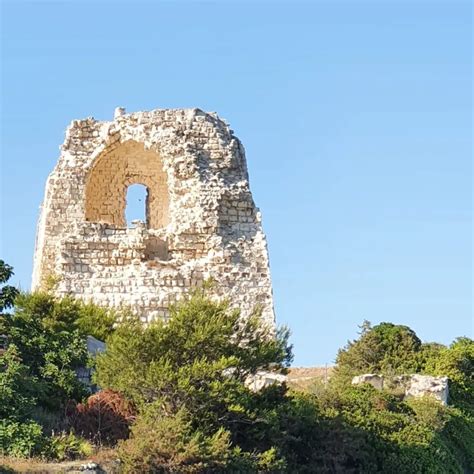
[0,449,118,473]
[287,366,334,391]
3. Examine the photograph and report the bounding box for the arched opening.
[125,184,148,227]
[84,140,169,228]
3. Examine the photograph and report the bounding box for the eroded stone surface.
[405,374,449,405]
[352,374,449,405]
[351,374,384,390]
[32,108,275,327]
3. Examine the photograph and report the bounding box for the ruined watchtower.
[32,108,275,326]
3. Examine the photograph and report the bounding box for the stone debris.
[78,462,102,472]
[32,107,275,328]
[404,374,449,405]
[352,373,449,405]
[351,374,384,390]
[246,370,287,392]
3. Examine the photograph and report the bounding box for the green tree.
[0,259,19,312]
[0,344,38,421]
[0,289,120,410]
[322,321,474,473]
[334,321,422,383]
[423,337,474,407]
[2,292,90,408]
[95,290,294,470]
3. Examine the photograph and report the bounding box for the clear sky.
[1,0,472,366]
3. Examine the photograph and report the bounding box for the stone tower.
[32,108,275,327]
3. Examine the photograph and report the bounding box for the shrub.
[44,432,94,461]
[0,345,38,421]
[0,262,121,460]
[94,290,291,434]
[95,291,292,468]
[117,406,233,473]
[423,337,474,409]
[118,404,286,473]
[70,389,136,445]
[0,419,46,458]
[1,292,90,409]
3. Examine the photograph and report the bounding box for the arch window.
[84,140,169,229]
[125,183,149,227]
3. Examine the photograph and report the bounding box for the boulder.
[405,375,449,405]
[351,373,449,405]
[246,371,287,392]
[351,374,384,390]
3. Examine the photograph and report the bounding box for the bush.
[70,389,136,445]
[118,404,286,473]
[1,292,90,409]
[95,290,292,469]
[95,290,291,432]
[0,419,46,458]
[423,337,474,409]
[313,319,474,474]
[0,345,38,421]
[118,406,232,473]
[44,432,93,461]
[0,262,123,460]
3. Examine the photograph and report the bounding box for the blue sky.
[1,0,472,366]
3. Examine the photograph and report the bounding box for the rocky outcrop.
[351,374,384,390]
[352,374,449,405]
[404,374,449,405]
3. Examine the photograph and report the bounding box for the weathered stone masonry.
[32,108,275,327]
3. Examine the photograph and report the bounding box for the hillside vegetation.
[0,260,472,473]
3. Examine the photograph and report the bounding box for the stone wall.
[32,108,275,327]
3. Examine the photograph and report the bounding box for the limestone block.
[405,375,449,405]
[246,371,287,392]
[351,374,384,390]
[352,373,449,405]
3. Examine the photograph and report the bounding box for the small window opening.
[125,184,148,227]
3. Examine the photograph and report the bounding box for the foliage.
[314,320,474,473]
[95,295,474,473]
[0,419,46,458]
[0,260,19,312]
[43,432,93,461]
[95,290,292,417]
[0,262,118,461]
[423,337,474,409]
[96,290,294,470]
[305,383,468,473]
[118,404,287,473]
[0,345,38,421]
[117,406,233,473]
[1,292,90,409]
[70,389,136,445]
[0,289,121,413]
[0,260,472,471]
[334,321,422,383]
[72,300,119,343]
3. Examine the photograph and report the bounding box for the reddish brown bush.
[69,390,136,445]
